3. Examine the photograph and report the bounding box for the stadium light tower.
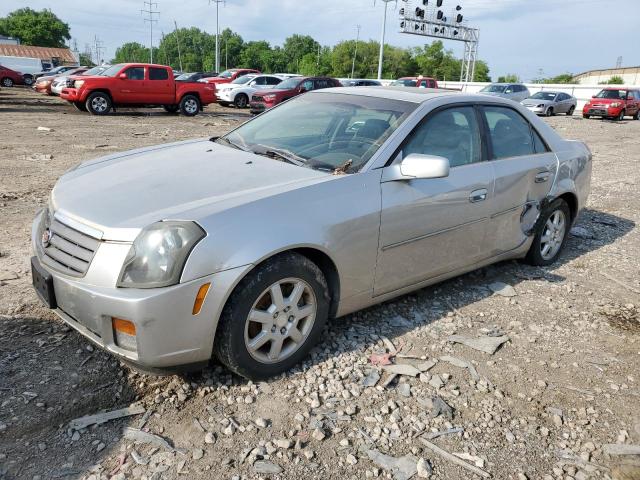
[376,0,397,80]
[209,0,226,73]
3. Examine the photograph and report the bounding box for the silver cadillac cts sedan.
[31,87,592,379]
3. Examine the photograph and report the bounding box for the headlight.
[264,94,277,101]
[117,221,205,289]
[609,102,621,108]
[74,80,85,88]
[537,104,545,108]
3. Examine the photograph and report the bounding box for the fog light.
[112,318,137,351]
[193,283,211,315]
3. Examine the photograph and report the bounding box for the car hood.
[522,99,553,106]
[588,98,621,104]
[254,88,291,96]
[51,139,331,240]
[480,91,506,97]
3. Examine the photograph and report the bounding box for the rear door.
[113,66,146,104]
[148,67,173,104]
[481,105,558,256]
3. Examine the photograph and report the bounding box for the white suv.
[217,74,284,108]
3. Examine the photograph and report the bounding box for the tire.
[634,109,640,121]
[546,107,554,117]
[234,93,249,109]
[1,77,14,87]
[73,101,87,112]
[615,110,625,121]
[85,92,112,115]
[524,199,571,267]
[179,94,200,116]
[567,106,575,116]
[163,105,179,113]
[214,252,330,380]
[583,114,590,119]
[23,75,34,86]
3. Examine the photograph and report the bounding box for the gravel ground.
[1,88,639,480]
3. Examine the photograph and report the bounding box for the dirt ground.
[1,88,639,480]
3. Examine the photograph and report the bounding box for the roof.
[0,44,76,64]
[316,86,457,103]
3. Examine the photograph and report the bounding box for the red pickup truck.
[60,63,217,116]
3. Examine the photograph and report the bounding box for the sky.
[2,0,639,81]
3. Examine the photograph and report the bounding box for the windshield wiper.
[213,136,250,152]
[251,145,308,167]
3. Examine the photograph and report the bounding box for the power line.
[208,0,226,73]
[141,1,160,64]
[93,36,105,65]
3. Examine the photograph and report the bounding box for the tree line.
[112,28,492,81]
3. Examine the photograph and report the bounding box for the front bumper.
[525,105,547,115]
[217,90,234,103]
[249,102,269,114]
[583,106,621,117]
[34,83,51,94]
[31,212,252,369]
[60,88,81,102]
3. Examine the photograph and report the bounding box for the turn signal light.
[192,283,211,315]
[113,318,136,335]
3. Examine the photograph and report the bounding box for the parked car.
[521,91,577,116]
[51,65,111,96]
[582,88,640,121]
[390,76,438,88]
[33,65,77,80]
[479,83,530,102]
[341,79,382,87]
[59,63,217,116]
[0,64,26,87]
[0,55,46,85]
[217,74,284,108]
[34,67,88,95]
[250,76,342,114]
[176,72,218,82]
[31,87,591,379]
[201,68,261,86]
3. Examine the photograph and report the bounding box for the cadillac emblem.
[41,229,53,248]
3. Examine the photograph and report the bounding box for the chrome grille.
[252,95,264,102]
[41,216,100,277]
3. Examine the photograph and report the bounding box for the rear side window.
[315,79,331,89]
[124,67,145,80]
[482,106,536,159]
[149,68,169,80]
[266,77,281,85]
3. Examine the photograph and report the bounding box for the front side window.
[403,106,482,168]
[125,67,145,80]
[483,106,536,159]
[315,79,332,89]
[301,80,314,91]
[149,67,169,80]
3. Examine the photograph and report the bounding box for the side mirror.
[382,154,450,182]
[118,73,127,80]
[592,95,597,98]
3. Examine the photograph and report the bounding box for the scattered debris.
[439,355,480,381]
[370,352,394,366]
[366,449,418,480]
[424,427,464,440]
[603,444,640,456]
[36,126,53,132]
[570,226,595,239]
[253,460,283,474]
[430,396,454,420]
[417,458,433,478]
[122,427,181,453]
[448,334,510,355]
[362,370,381,387]
[488,282,517,297]
[384,364,421,377]
[419,439,491,478]
[69,404,145,430]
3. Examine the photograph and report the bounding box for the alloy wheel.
[91,97,108,113]
[244,277,317,364]
[184,99,198,114]
[540,210,566,261]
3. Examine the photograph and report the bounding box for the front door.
[480,105,558,256]
[375,105,495,296]
[114,66,146,104]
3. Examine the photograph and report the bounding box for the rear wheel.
[567,106,575,116]
[23,75,34,86]
[85,92,112,115]
[180,95,200,116]
[234,93,249,108]
[634,109,640,120]
[163,105,179,114]
[73,101,87,112]
[1,77,14,87]
[214,252,330,380]
[524,199,571,266]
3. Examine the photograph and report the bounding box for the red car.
[60,63,217,116]
[34,67,88,95]
[583,88,640,121]
[390,76,439,88]
[250,76,342,114]
[202,68,261,86]
[0,64,26,87]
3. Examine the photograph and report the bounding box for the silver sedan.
[31,87,592,379]
[521,91,578,116]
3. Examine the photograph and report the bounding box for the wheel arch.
[553,190,579,224]
[85,88,113,102]
[179,91,202,103]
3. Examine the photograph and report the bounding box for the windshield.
[273,77,302,90]
[391,79,417,87]
[481,85,507,93]
[218,70,234,79]
[232,75,254,85]
[530,92,557,101]
[101,64,127,77]
[595,89,626,99]
[219,93,416,173]
[81,66,108,76]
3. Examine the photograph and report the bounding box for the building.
[0,44,78,66]
[0,35,20,45]
[573,66,640,85]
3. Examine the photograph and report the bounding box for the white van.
[0,56,45,84]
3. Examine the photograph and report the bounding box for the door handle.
[469,189,488,203]
[535,171,551,183]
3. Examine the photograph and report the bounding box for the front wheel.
[1,77,14,87]
[23,75,34,86]
[524,199,571,266]
[85,92,112,115]
[73,101,87,112]
[214,252,330,380]
[615,110,625,121]
[546,107,554,117]
[180,94,200,116]
[234,93,249,108]
[567,106,575,116]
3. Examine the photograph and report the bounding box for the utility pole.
[351,24,361,79]
[209,0,225,73]
[376,0,395,80]
[141,1,159,64]
[317,44,321,74]
[174,20,183,72]
[93,36,105,65]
